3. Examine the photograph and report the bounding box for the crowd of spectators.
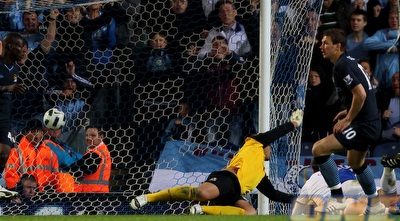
[0,0,397,198]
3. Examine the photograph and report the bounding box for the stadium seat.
[300,142,314,156]
[370,142,400,157]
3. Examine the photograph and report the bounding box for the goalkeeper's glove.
[290,109,303,126]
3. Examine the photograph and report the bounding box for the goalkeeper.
[130,109,303,215]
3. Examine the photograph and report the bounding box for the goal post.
[257,0,271,215]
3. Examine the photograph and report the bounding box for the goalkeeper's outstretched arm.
[251,109,303,147]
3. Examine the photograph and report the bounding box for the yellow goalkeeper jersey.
[226,137,266,195]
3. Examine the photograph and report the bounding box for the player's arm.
[256,175,294,203]
[41,9,59,55]
[251,110,302,147]
[334,84,365,133]
[0,84,26,94]
[68,152,101,178]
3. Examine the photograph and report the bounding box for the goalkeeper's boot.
[364,201,387,215]
[189,204,204,215]
[0,186,18,198]
[315,197,348,215]
[381,153,400,168]
[130,195,148,210]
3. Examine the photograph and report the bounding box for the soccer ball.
[43,108,66,130]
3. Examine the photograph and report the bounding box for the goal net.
[0,0,321,215]
[267,0,322,215]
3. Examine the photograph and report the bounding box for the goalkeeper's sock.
[201,205,245,215]
[147,186,197,202]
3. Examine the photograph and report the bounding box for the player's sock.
[314,156,341,193]
[147,186,197,202]
[354,163,377,196]
[381,167,396,194]
[201,205,245,215]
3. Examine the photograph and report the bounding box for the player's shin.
[147,186,198,202]
[201,205,246,215]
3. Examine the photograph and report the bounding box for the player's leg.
[347,149,375,196]
[130,171,225,210]
[312,135,346,196]
[190,199,256,215]
[130,183,219,210]
[380,167,397,195]
[348,149,385,214]
[312,135,348,213]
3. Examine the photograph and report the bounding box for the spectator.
[186,36,244,147]
[363,7,399,91]
[12,173,38,203]
[377,0,398,30]
[69,125,111,193]
[51,5,116,87]
[346,9,370,60]
[51,7,87,85]
[134,31,176,83]
[0,33,27,171]
[202,0,219,19]
[351,0,368,11]
[364,0,383,36]
[165,0,208,69]
[47,76,90,143]
[4,119,43,190]
[197,0,252,61]
[163,100,194,142]
[46,62,91,143]
[81,3,116,67]
[0,1,28,32]
[35,135,60,192]
[12,9,60,133]
[236,0,260,57]
[37,108,82,192]
[16,10,58,54]
[147,32,173,76]
[358,57,379,90]
[319,0,354,35]
[302,66,340,142]
[378,72,400,143]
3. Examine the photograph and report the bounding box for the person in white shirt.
[292,163,398,215]
[197,0,252,61]
[292,165,359,215]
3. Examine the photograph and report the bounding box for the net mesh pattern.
[0,0,320,215]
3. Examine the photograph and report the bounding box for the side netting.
[0,0,319,215]
[267,0,322,215]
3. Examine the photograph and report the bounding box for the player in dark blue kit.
[0,33,27,171]
[311,28,384,215]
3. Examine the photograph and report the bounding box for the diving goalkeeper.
[130,109,303,215]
